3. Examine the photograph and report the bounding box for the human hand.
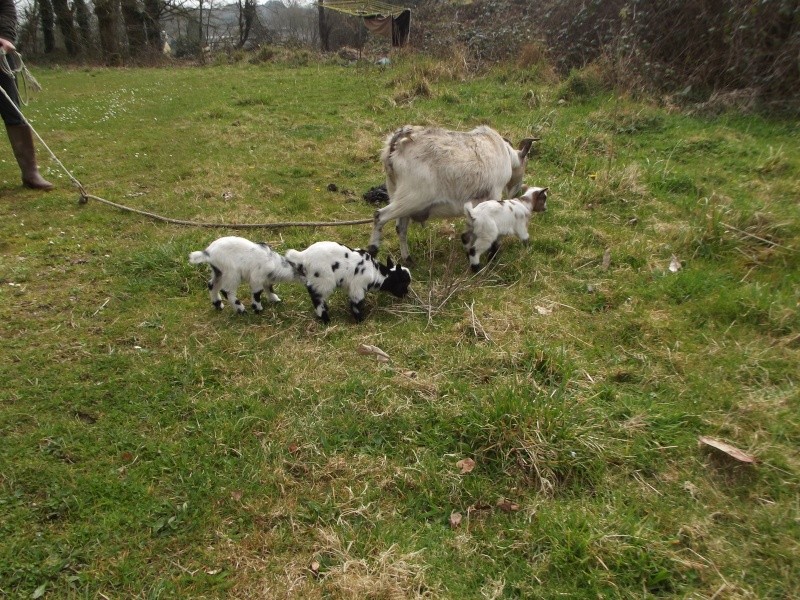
[0,37,16,53]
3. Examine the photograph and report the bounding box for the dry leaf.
[121,451,134,463]
[698,436,755,464]
[496,498,520,512]
[401,370,417,378]
[535,305,552,315]
[669,255,682,273]
[206,568,222,575]
[456,457,476,474]
[310,561,321,577]
[288,443,300,454]
[230,490,242,502]
[357,343,390,362]
[601,248,611,271]
[449,512,462,529]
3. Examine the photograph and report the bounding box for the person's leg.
[1,69,53,190]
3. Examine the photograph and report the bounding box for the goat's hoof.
[213,301,224,310]
[470,264,482,273]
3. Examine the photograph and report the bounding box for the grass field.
[1,56,798,598]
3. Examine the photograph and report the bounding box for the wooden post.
[318,1,330,52]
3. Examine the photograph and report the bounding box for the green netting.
[318,1,407,18]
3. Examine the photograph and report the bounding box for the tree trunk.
[142,0,163,48]
[237,0,256,49]
[318,0,330,52]
[51,0,80,55]
[120,0,148,56]
[73,0,95,53]
[93,0,120,63]
[39,0,56,54]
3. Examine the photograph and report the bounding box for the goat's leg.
[515,222,531,246]
[266,284,281,303]
[347,287,368,322]
[224,289,245,314]
[367,199,417,258]
[367,208,387,257]
[208,267,224,310]
[470,237,496,272]
[396,216,412,264]
[251,289,264,313]
[486,240,501,263]
[306,284,330,324]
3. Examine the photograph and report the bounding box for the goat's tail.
[188,250,209,265]
[463,201,476,225]
[284,249,306,277]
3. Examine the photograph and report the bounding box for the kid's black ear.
[387,257,395,269]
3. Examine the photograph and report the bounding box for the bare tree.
[236,0,257,48]
[18,1,42,53]
[51,0,80,55]
[120,0,148,55]
[39,0,56,54]
[73,0,95,53]
[93,0,120,62]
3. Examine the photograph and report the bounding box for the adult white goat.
[366,125,537,262]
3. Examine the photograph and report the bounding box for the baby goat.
[189,236,300,313]
[285,242,411,323]
[461,186,549,272]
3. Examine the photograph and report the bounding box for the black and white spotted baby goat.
[461,185,549,272]
[285,241,411,323]
[189,236,301,313]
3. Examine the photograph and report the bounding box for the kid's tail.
[463,201,476,224]
[188,250,209,265]
[284,249,306,277]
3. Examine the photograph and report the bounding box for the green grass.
[1,56,798,598]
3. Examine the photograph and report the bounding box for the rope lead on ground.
[1,58,376,231]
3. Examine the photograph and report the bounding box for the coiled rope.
[0,51,374,230]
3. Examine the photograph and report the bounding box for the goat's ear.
[386,256,395,269]
[518,138,539,159]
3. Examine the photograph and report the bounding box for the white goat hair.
[367,125,537,262]
[189,236,299,313]
[462,185,549,271]
[285,241,411,323]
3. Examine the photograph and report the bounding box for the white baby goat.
[285,242,411,323]
[461,185,549,272]
[189,236,300,313]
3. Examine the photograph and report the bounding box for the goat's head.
[506,138,539,197]
[521,186,549,213]
[379,257,412,298]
